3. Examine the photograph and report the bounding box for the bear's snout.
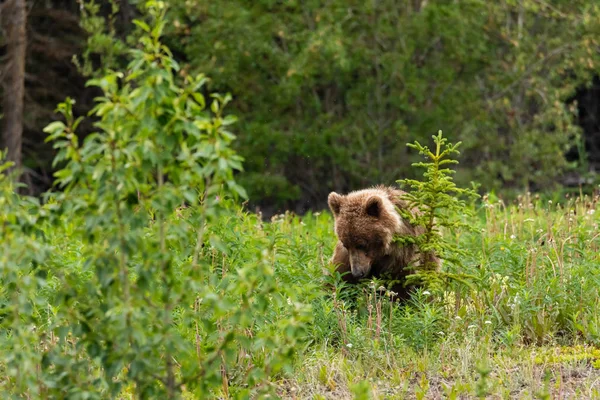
[352,270,366,278]
[349,249,372,279]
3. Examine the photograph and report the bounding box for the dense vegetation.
[164,0,600,211]
[3,151,600,397]
[3,0,600,211]
[1,4,600,398]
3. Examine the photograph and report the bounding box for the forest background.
[2,0,600,213]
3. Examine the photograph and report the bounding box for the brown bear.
[327,185,439,299]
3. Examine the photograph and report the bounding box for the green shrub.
[1,3,312,398]
[0,153,51,395]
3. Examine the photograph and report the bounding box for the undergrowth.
[228,190,600,398]
[25,187,600,398]
[217,190,600,398]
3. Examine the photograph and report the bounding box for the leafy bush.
[1,4,312,398]
[0,154,51,395]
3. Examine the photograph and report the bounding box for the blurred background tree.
[1,0,27,183]
[2,0,600,214]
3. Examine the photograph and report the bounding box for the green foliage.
[1,4,311,398]
[164,0,600,207]
[0,153,50,396]
[3,1,600,398]
[11,1,600,208]
[300,188,600,397]
[74,0,129,77]
[397,131,480,291]
[2,153,600,397]
[350,380,372,399]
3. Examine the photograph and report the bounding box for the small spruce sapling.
[396,130,480,293]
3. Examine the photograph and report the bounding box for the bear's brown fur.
[328,185,439,299]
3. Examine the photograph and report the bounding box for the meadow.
[4,180,600,398]
[197,191,600,399]
[266,191,600,399]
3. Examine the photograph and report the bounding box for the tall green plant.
[397,131,480,292]
[0,153,50,396]
[35,2,309,398]
[74,0,129,77]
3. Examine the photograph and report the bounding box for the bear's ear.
[365,196,383,218]
[328,192,343,216]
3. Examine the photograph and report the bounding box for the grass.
[7,189,600,398]
[222,190,600,398]
[281,343,600,399]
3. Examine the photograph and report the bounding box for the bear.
[327,185,439,300]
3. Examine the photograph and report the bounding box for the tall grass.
[199,190,600,398]
[4,183,600,398]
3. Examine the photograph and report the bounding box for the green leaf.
[192,93,206,109]
[210,100,219,114]
[209,234,229,255]
[221,115,238,126]
[133,20,151,32]
[43,121,66,135]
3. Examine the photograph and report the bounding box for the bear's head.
[328,189,403,279]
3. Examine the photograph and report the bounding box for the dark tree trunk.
[1,0,27,176]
